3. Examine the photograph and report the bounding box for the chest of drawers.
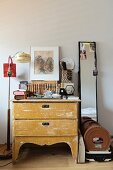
[12,99,80,163]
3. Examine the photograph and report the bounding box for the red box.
[3,63,16,77]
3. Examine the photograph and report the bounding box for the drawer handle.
[42,104,49,108]
[42,122,49,126]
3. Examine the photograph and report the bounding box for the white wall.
[0,0,113,143]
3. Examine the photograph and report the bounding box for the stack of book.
[13,89,27,100]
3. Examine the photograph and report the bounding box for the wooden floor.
[0,144,113,170]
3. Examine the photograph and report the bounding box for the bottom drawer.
[13,120,77,136]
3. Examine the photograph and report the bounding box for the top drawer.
[13,102,78,119]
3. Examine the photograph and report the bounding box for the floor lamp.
[0,52,31,159]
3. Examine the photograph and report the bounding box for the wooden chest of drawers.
[12,99,80,163]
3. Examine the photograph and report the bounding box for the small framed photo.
[19,81,28,90]
[30,47,59,80]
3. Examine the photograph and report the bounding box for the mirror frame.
[78,41,98,126]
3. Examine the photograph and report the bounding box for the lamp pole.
[1,53,30,158]
[7,65,12,150]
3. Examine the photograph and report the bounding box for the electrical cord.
[0,161,12,167]
[0,150,24,167]
[0,145,30,167]
[0,145,12,167]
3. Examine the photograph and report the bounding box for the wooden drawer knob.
[42,104,49,108]
[42,122,50,126]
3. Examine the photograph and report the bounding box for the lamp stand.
[0,53,30,159]
[0,75,12,159]
[7,75,11,150]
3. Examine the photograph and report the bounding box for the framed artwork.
[30,47,59,80]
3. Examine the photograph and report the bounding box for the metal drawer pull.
[42,122,49,126]
[42,104,49,108]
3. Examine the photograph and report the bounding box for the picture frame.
[30,46,59,80]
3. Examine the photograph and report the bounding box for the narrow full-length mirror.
[78,41,98,121]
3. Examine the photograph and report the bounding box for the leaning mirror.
[78,41,98,122]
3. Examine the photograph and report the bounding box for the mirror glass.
[79,41,98,121]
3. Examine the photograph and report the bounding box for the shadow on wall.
[73,71,78,96]
[97,44,113,135]
[97,71,113,136]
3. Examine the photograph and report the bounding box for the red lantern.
[3,56,16,77]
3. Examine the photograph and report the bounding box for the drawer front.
[13,119,78,136]
[13,103,78,119]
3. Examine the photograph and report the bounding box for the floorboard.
[0,144,113,170]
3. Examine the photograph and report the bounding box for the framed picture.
[30,46,59,80]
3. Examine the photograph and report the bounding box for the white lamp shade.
[14,52,31,63]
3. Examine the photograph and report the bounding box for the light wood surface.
[12,99,79,163]
[14,120,77,136]
[0,144,113,170]
[13,101,78,119]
